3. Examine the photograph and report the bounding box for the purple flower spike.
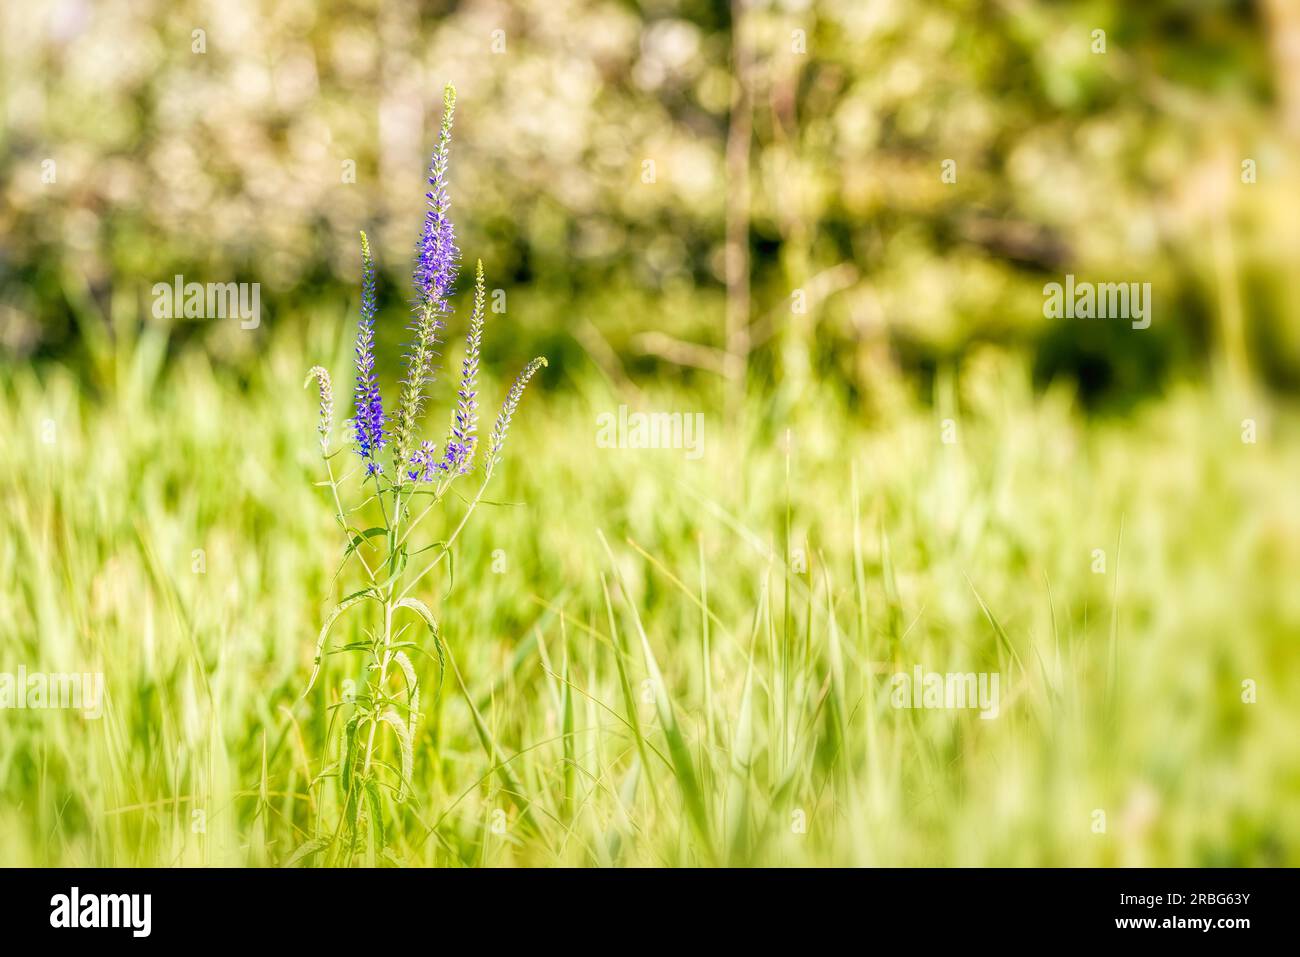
[407,440,442,483]
[437,259,486,475]
[354,230,386,475]
[413,86,460,309]
[395,83,459,475]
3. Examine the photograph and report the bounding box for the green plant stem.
[322,439,378,584]
[397,475,490,602]
[395,485,448,552]
[361,599,395,776]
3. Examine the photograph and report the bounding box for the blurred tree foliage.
[2,0,1298,408]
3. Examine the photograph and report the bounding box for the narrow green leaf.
[304,589,380,697]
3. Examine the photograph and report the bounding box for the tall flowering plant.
[300,84,545,864]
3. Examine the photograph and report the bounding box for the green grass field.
[2,315,1297,867]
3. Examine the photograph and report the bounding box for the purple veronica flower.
[413,86,459,308]
[309,82,547,502]
[407,440,440,482]
[435,259,486,475]
[354,231,386,474]
[395,84,459,474]
[413,189,457,308]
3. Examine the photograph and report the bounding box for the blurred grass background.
[1,0,1298,866]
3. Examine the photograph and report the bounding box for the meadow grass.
[1,314,1297,866]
